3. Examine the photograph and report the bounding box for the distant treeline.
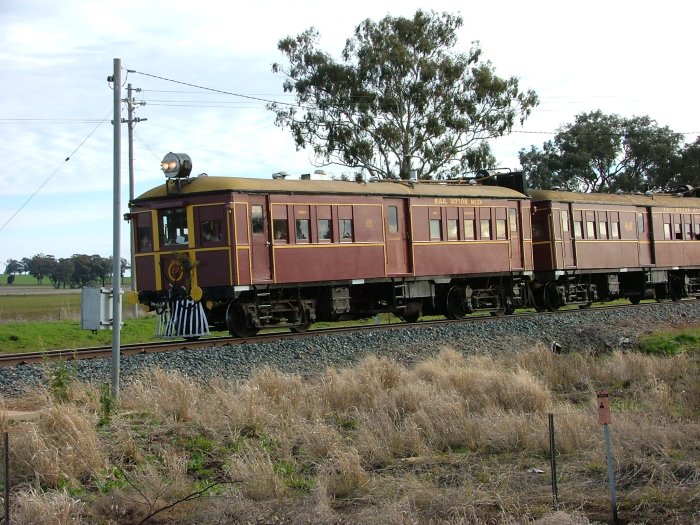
[3,254,128,289]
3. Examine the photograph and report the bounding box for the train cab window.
[340,219,353,241]
[447,219,458,240]
[296,219,310,242]
[464,219,475,240]
[496,219,507,240]
[273,219,288,243]
[318,219,332,241]
[574,221,583,239]
[388,206,399,234]
[480,219,491,240]
[136,226,153,252]
[201,220,222,244]
[430,219,442,240]
[251,206,264,235]
[160,208,188,246]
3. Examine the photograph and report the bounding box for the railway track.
[0,302,663,368]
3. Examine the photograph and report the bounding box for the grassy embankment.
[1,335,698,524]
[0,276,157,352]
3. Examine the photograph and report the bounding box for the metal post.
[603,423,619,523]
[548,413,558,510]
[111,58,122,399]
[4,431,9,525]
[126,83,138,320]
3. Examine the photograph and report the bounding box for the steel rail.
[0,301,666,368]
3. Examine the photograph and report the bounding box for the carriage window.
[574,221,583,239]
[160,207,188,246]
[599,221,608,239]
[340,219,353,241]
[675,223,683,240]
[586,221,596,239]
[685,223,692,240]
[611,221,620,239]
[296,219,310,241]
[561,210,569,233]
[464,219,475,240]
[388,206,399,233]
[273,219,288,243]
[447,219,458,240]
[430,219,442,240]
[201,220,222,243]
[480,219,491,240]
[496,219,507,240]
[318,219,332,241]
[663,223,672,240]
[251,206,264,235]
[509,208,518,234]
[637,213,645,233]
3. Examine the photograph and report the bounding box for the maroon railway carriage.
[529,189,700,309]
[128,161,533,337]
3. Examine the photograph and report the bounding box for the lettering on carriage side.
[662,207,693,214]
[433,197,484,205]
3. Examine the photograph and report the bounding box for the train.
[125,152,700,338]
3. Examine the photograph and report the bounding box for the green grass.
[639,327,700,356]
[0,294,82,322]
[0,317,160,353]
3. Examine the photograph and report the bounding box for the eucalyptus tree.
[520,111,683,192]
[269,10,538,179]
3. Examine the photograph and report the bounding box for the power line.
[129,69,295,107]
[0,111,111,233]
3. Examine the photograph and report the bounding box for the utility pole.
[110,58,122,399]
[124,84,146,319]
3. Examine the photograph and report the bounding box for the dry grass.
[2,344,699,524]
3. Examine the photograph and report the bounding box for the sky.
[1,0,699,267]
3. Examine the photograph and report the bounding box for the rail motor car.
[529,188,700,309]
[127,153,534,337]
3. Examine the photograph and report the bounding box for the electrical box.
[81,287,122,330]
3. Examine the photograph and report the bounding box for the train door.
[560,205,576,267]
[384,199,412,275]
[249,196,272,282]
[550,208,563,268]
[637,208,654,266]
[508,207,523,269]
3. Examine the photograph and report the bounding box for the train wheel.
[226,302,259,338]
[400,301,422,323]
[446,286,469,319]
[291,305,311,333]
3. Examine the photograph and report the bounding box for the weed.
[45,358,75,402]
[98,382,116,426]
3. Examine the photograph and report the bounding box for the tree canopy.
[270,10,538,179]
[519,111,686,193]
